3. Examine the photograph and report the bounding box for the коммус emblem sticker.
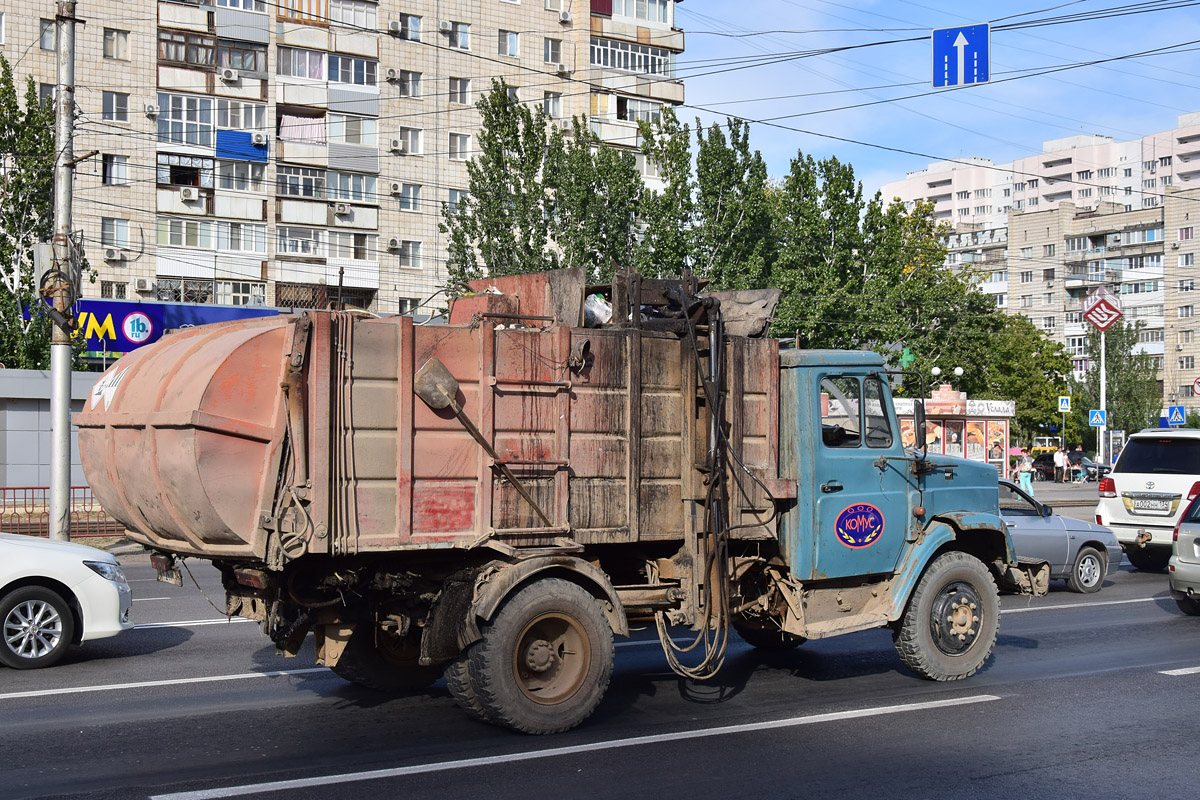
[834,503,885,549]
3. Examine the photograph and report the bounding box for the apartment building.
[882,113,1200,227]
[1,0,685,333]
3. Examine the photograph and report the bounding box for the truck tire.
[330,628,441,693]
[0,586,76,670]
[468,577,613,735]
[893,551,999,682]
[1066,546,1105,593]
[444,652,491,722]
[1125,547,1170,572]
[733,622,806,651]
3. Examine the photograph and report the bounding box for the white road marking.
[132,597,171,602]
[1160,666,1200,676]
[0,669,330,701]
[135,617,254,630]
[127,578,165,583]
[1001,597,1159,614]
[150,695,1000,800]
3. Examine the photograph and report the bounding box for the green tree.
[0,57,57,368]
[979,315,1073,444]
[633,108,695,278]
[1071,321,1161,441]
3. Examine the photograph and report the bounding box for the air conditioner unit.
[438,20,452,33]
[104,247,124,262]
[136,278,155,292]
[557,118,572,131]
[220,68,239,82]
[251,132,268,146]
[145,103,160,117]
[558,10,572,23]
[390,138,407,154]
[332,202,351,215]
[179,187,198,202]
[1172,242,1181,249]
[387,237,402,251]
[556,63,572,76]
[385,67,399,82]
[387,20,402,34]
[1177,344,1184,351]
[390,181,403,195]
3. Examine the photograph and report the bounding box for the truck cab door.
[810,374,911,580]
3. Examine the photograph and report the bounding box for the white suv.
[1095,428,1200,571]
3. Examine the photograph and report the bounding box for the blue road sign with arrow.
[1089,409,1106,427]
[932,23,990,88]
[1169,405,1186,426]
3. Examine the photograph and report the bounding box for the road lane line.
[1160,666,1200,676]
[1001,597,1159,614]
[132,597,171,602]
[0,669,330,701]
[150,694,1000,800]
[135,617,255,629]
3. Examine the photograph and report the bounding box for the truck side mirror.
[914,400,927,456]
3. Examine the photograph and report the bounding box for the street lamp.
[931,366,965,380]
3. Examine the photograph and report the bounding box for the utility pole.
[1098,329,1107,465]
[48,0,78,541]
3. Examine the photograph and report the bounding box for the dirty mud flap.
[998,557,1050,596]
[149,553,183,587]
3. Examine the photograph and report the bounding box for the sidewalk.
[1022,479,1102,507]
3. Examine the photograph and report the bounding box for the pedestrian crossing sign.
[1089,409,1106,426]
[1169,405,1186,426]
[1058,396,1071,413]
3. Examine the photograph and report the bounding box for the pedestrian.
[1017,452,1035,496]
[1053,448,1066,483]
[1068,445,1085,483]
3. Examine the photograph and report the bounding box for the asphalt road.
[4,527,1198,800]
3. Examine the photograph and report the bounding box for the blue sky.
[677,0,1200,198]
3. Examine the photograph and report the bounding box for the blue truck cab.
[756,350,1049,680]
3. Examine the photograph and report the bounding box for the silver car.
[999,480,1122,593]
[1169,497,1200,615]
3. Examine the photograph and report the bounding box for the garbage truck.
[77,269,1048,734]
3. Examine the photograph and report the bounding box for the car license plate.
[1132,498,1171,512]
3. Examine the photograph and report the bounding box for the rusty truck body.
[77,270,1047,734]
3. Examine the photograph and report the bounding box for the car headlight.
[84,560,127,584]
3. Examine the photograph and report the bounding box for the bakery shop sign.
[894,385,1015,477]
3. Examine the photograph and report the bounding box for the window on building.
[1181,227,1195,241]
[1044,292,1055,304]
[1181,280,1195,293]
[995,294,1007,308]
[1066,311,1082,324]
[0,13,5,46]
[216,100,267,131]
[217,160,266,192]
[1138,329,1165,343]
[327,171,377,202]
[157,218,214,249]
[328,54,377,85]
[956,190,970,200]
[1066,237,1086,251]
[397,240,422,269]
[1147,227,1164,241]
[328,231,377,260]
[157,93,214,146]
[612,0,670,23]
[278,47,325,79]
[277,166,325,197]
[101,218,129,247]
[1124,168,1133,177]
[216,280,266,306]
[276,282,375,310]
[39,83,54,106]
[277,226,324,256]
[40,19,55,50]
[1028,178,1039,188]
[101,154,127,185]
[395,14,420,41]
[544,37,561,64]
[1066,336,1086,355]
[1077,169,1093,180]
[328,114,376,145]
[219,42,267,74]
[100,281,127,300]
[1014,182,1026,191]
[1003,188,1010,197]
[1183,253,1196,267]
[157,278,214,304]
[279,112,326,143]
[395,70,421,97]
[280,0,328,23]
[446,189,466,214]
[218,0,267,10]
[329,0,376,28]
[102,91,129,122]
[158,30,215,67]
[506,86,520,103]
[394,126,421,154]
[1182,356,1196,370]
[1043,316,1056,331]
[1183,330,1195,345]
[103,29,129,60]
[156,153,214,187]
[396,183,420,211]
[1162,176,1173,187]
[448,77,470,104]
[498,30,519,57]
[1042,268,1055,281]
[1020,295,1032,308]
[215,222,267,253]
[1078,188,1092,199]
[449,22,470,50]
[1181,306,1195,319]
[616,96,661,123]
[449,132,470,161]
[1043,244,1055,257]
[544,92,562,118]
[1028,197,1039,206]
[1020,247,1033,259]
[1143,178,1157,189]
[1161,156,1173,167]
[590,36,672,76]
[1020,271,1033,283]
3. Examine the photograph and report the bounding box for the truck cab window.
[863,377,893,448]
[820,376,861,448]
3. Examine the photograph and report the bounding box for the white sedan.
[0,533,133,669]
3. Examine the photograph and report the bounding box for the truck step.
[801,613,890,639]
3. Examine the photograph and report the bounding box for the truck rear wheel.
[468,577,613,735]
[444,652,491,722]
[894,551,999,681]
[330,627,441,693]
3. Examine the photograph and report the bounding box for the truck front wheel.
[468,578,614,735]
[893,551,999,681]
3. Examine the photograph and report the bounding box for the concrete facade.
[0,370,100,486]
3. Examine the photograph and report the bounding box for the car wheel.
[0,586,76,670]
[1066,546,1105,593]
[1175,594,1200,616]
[1125,547,1170,572]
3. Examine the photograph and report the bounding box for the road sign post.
[932,24,991,88]
[1085,287,1124,465]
